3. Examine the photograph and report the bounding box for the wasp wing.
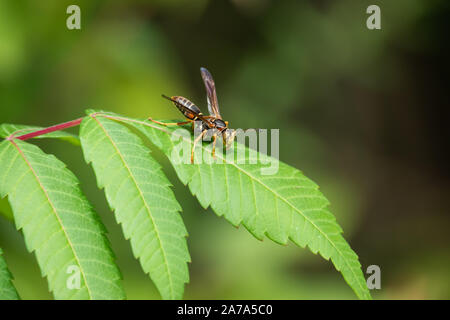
[200,67,221,119]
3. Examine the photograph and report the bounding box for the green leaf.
[0,123,80,146]
[125,116,371,300]
[0,139,125,299]
[79,112,190,300]
[0,248,20,300]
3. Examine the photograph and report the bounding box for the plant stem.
[12,117,84,141]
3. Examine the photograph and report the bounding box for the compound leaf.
[79,112,190,300]
[0,139,125,299]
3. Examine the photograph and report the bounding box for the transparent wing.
[200,67,221,119]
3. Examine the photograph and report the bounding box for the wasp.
[149,67,235,163]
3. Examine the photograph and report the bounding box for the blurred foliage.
[0,0,449,299]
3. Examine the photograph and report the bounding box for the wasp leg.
[224,130,237,150]
[148,118,192,126]
[212,128,227,160]
[191,129,208,164]
[211,133,218,160]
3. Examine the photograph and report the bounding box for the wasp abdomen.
[172,96,202,120]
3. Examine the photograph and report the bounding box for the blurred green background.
[0,0,449,299]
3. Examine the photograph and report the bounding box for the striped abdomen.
[171,96,202,120]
